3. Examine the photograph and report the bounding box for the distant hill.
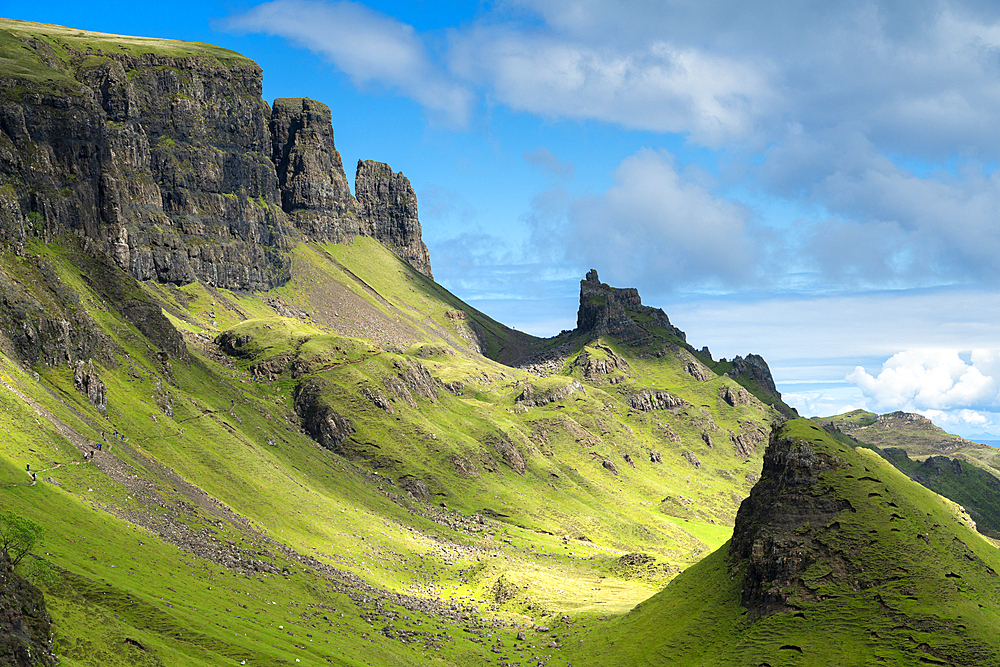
[881,448,1000,539]
[816,409,1000,476]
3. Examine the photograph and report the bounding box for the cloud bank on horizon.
[225,0,1000,437]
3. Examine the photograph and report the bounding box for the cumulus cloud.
[224,0,472,124]
[847,349,1000,413]
[563,149,756,288]
[225,0,1000,290]
[227,1,1000,150]
[449,28,773,146]
[748,123,1000,287]
[499,0,1000,153]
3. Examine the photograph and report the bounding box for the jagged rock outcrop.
[393,358,439,402]
[0,551,57,667]
[720,384,753,407]
[397,475,432,500]
[493,437,527,474]
[574,344,629,381]
[728,355,782,398]
[361,386,394,414]
[729,428,853,618]
[293,377,354,454]
[626,389,685,412]
[73,359,107,413]
[516,380,584,408]
[681,355,713,382]
[270,98,361,243]
[576,270,684,342]
[730,422,768,458]
[355,160,432,278]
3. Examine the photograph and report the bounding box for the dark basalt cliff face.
[0,31,433,296]
[2,49,291,291]
[268,98,431,277]
[0,551,57,667]
[576,269,683,341]
[355,160,432,278]
[726,353,793,416]
[729,428,852,618]
[270,97,358,241]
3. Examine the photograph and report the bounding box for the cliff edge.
[0,19,433,294]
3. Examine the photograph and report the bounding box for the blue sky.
[8,1,1000,438]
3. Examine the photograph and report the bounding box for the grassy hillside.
[816,409,1000,473]
[0,232,781,666]
[880,448,1000,539]
[0,18,995,665]
[563,419,1000,666]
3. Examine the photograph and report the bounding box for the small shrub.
[0,510,43,566]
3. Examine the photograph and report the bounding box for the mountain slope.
[881,448,1000,539]
[818,409,1000,473]
[0,17,997,667]
[0,19,783,666]
[565,419,1000,666]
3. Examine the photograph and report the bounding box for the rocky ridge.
[576,270,683,342]
[0,22,432,300]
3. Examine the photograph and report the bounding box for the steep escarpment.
[269,98,431,277]
[0,20,433,297]
[270,97,358,243]
[354,160,431,278]
[0,29,292,291]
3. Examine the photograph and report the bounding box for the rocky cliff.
[269,98,431,277]
[725,353,792,416]
[354,160,431,278]
[729,424,852,617]
[0,551,57,667]
[576,269,684,341]
[0,19,433,299]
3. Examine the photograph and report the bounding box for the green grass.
[0,227,787,666]
[559,419,1000,665]
[0,217,995,665]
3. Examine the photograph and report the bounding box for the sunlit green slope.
[564,419,1000,666]
[0,233,778,666]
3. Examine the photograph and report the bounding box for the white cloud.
[449,29,774,146]
[224,0,472,124]
[847,349,1000,413]
[563,149,756,288]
